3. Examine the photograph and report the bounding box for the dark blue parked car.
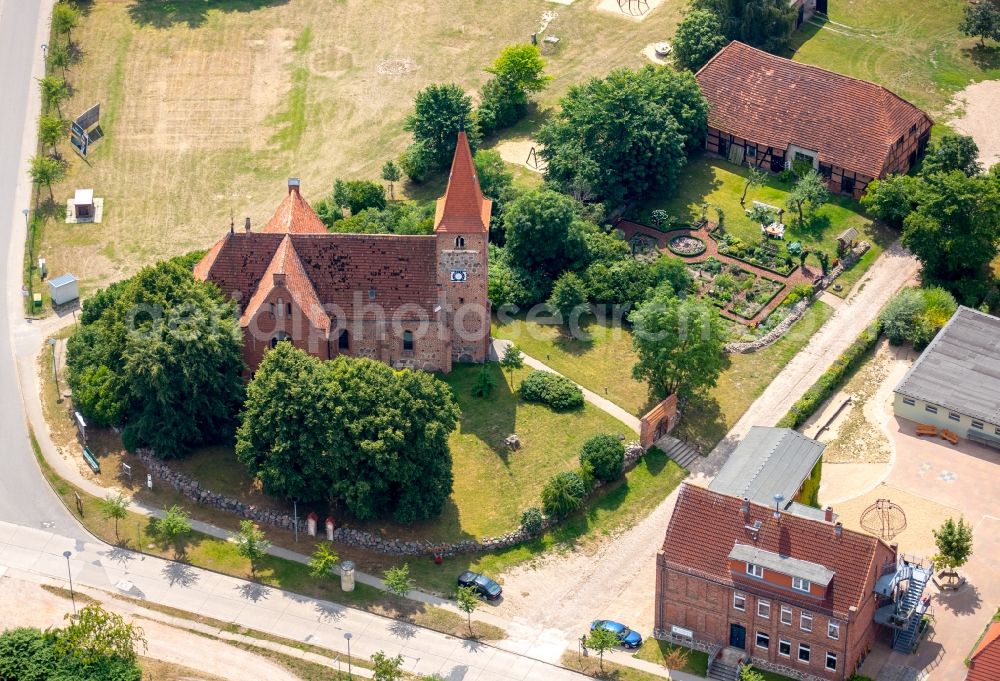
[590,620,643,649]
[457,571,503,600]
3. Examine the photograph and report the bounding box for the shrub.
[471,365,497,398]
[541,471,587,518]
[579,434,625,482]
[520,507,543,534]
[519,370,584,411]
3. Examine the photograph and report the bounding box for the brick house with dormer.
[655,484,901,680]
[194,132,490,374]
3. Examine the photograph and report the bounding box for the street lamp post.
[41,43,47,60]
[48,338,59,398]
[293,500,298,543]
[62,551,76,616]
[344,632,352,679]
[22,209,32,305]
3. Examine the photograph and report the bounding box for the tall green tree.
[371,651,405,681]
[740,165,768,206]
[933,517,974,575]
[960,0,1000,47]
[28,154,66,199]
[478,44,549,134]
[630,289,726,401]
[785,170,829,228]
[308,543,340,579]
[51,2,81,45]
[236,344,460,522]
[503,188,587,278]
[56,604,146,666]
[66,258,245,458]
[921,134,983,176]
[38,76,69,117]
[47,41,72,77]
[0,626,142,681]
[673,9,729,71]
[99,492,130,541]
[404,84,478,172]
[383,564,412,597]
[693,0,798,53]
[39,114,69,156]
[499,344,524,388]
[455,585,481,636]
[381,160,400,200]
[332,178,386,214]
[232,521,270,577]
[548,272,589,324]
[155,505,193,557]
[860,174,918,228]
[584,626,619,671]
[538,66,708,204]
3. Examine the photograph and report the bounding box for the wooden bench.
[941,429,959,445]
[82,446,100,473]
[915,424,937,437]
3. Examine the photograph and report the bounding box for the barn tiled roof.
[661,484,894,618]
[968,621,1000,681]
[695,41,932,179]
[434,131,491,233]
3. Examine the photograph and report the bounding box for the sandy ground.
[0,577,300,681]
[641,43,672,65]
[950,79,1000,169]
[595,0,667,21]
[495,137,546,174]
[832,482,957,554]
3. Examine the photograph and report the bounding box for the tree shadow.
[933,580,981,616]
[127,0,290,29]
[786,13,826,55]
[388,619,418,641]
[450,363,517,457]
[461,637,485,652]
[674,392,727,453]
[315,601,346,623]
[235,581,271,602]
[104,545,136,568]
[161,560,199,588]
[964,44,1000,70]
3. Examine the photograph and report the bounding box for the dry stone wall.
[135,442,647,557]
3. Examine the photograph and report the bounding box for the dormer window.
[455,236,465,248]
[746,563,764,578]
[792,576,811,593]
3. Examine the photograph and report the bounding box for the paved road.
[0,0,79,536]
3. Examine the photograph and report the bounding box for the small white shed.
[48,273,79,306]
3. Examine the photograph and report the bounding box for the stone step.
[656,435,701,470]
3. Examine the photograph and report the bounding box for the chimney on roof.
[740,497,750,515]
[244,217,251,233]
[824,506,834,522]
[288,178,301,195]
[835,522,843,538]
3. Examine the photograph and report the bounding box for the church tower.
[434,132,491,365]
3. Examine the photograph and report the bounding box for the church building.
[194,132,490,374]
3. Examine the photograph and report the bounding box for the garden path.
[617,219,818,325]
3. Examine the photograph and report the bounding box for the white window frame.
[778,639,791,657]
[780,605,792,625]
[994,426,1000,436]
[971,420,983,430]
[948,412,961,422]
[800,612,813,632]
[798,643,811,663]
[902,397,915,406]
[925,404,938,414]
[756,632,770,650]
[758,600,771,619]
[733,592,746,611]
[826,652,837,671]
[747,563,764,578]
[792,577,811,593]
[828,621,840,640]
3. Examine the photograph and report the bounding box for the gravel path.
[492,241,920,648]
[950,79,1000,169]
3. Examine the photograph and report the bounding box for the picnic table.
[762,222,785,239]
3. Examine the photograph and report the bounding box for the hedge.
[520,370,585,411]
[777,321,881,429]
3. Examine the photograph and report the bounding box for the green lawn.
[632,640,709,676]
[493,301,835,451]
[789,0,1000,115]
[635,156,886,263]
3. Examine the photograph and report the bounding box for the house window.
[798,644,811,663]
[800,612,813,632]
[948,412,961,422]
[780,606,792,625]
[403,330,414,352]
[910,123,918,134]
[902,397,915,406]
[896,135,904,147]
[925,405,938,414]
[756,632,770,650]
[971,421,983,430]
[269,303,275,316]
[792,577,811,593]
[826,652,837,671]
[746,144,757,158]
[794,151,814,166]
[733,593,746,611]
[456,236,465,249]
[778,639,791,657]
[270,332,290,348]
[286,302,292,316]
[841,175,855,194]
[338,329,349,350]
[758,600,770,619]
[828,621,840,640]
[819,163,833,179]
[747,563,764,578]
[368,288,376,301]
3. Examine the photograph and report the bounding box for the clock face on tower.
[450,269,468,282]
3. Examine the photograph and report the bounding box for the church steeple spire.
[433,132,491,233]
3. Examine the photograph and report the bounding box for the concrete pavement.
[0,518,593,681]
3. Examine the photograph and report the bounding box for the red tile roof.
[695,41,932,179]
[434,131,491,233]
[968,621,1000,681]
[239,235,331,333]
[262,184,329,234]
[661,484,895,618]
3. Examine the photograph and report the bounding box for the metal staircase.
[873,556,933,653]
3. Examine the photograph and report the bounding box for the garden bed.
[712,229,798,277]
[728,276,784,319]
[667,234,706,257]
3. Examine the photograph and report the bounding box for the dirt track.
[950,79,1000,169]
